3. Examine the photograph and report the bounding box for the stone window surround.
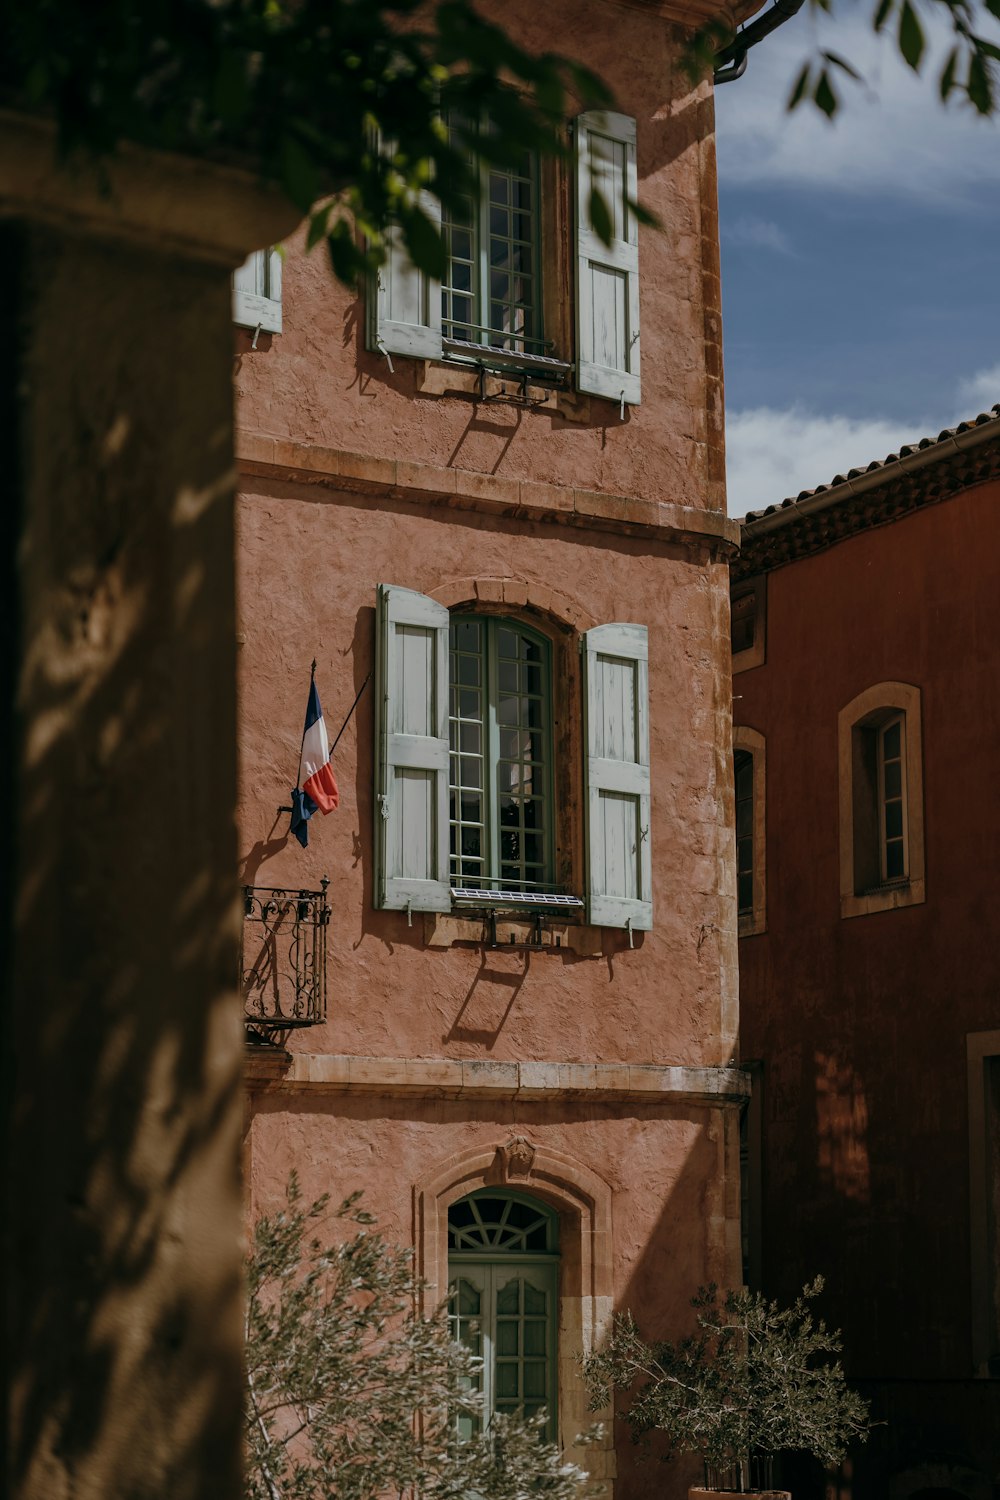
[732,724,766,938]
[837,681,925,919]
[731,574,766,674]
[414,1141,615,1500]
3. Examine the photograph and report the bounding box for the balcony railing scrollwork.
[241,880,330,1043]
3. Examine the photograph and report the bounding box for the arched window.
[838,682,925,918]
[448,1191,559,1439]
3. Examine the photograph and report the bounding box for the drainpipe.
[713,0,806,85]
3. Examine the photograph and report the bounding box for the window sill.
[416,359,593,422]
[424,911,603,955]
[840,877,925,920]
[738,911,766,938]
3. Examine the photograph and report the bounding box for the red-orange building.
[233,4,751,1496]
[731,407,1000,1500]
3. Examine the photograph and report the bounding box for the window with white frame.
[232,247,282,334]
[838,682,925,919]
[448,1191,559,1440]
[876,714,907,882]
[372,585,652,930]
[368,110,641,406]
[449,617,553,894]
[440,113,541,355]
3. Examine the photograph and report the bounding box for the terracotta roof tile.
[741,402,1000,524]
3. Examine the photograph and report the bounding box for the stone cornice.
[244,1050,750,1106]
[236,432,741,551]
[0,109,300,267]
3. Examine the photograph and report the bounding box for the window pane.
[882,721,901,759]
[450,616,550,891]
[523,1284,546,1316]
[496,1363,519,1398]
[523,1362,546,1399]
[883,760,902,799]
[496,1279,519,1315]
[523,1321,546,1356]
[884,801,903,840]
[457,653,480,686]
[885,840,905,880]
[496,1320,519,1356]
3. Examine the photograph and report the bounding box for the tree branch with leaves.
[582,1277,869,1481]
[245,1175,593,1500]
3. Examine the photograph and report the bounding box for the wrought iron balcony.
[241,881,330,1043]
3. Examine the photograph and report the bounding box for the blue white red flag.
[290,678,339,848]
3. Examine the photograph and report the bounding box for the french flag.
[290,678,339,848]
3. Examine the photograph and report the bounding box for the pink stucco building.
[235,6,747,1495]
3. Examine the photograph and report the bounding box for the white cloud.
[725,215,795,253]
[715,3,1000,202]
[955,362,1000,415]
[726,405,921,514]
[727,344,1000,519]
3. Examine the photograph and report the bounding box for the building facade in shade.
[233,4,749,1496]
[731,406,1000,1500]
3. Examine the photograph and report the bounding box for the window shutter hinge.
[378,792,390,820]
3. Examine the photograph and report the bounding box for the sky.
[714,2,1000,515]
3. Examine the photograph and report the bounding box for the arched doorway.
[448,1190,560,1440]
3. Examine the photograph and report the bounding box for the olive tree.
[246,1176,592,1500]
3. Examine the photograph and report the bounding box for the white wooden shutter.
[574,111,640,406]
[374,584,451,912]
[370,190,443,361]
[583,622,652,930]
[233,248,282,334]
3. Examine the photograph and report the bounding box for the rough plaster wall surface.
[236,485,735,1068]
[7,225,245,1500]
[735,482,1000,1382]
[233,0,723,514]
[246,1098,730,1321]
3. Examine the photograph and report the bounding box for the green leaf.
[821,49,863,81]
[629,197,660,230]
[873,0,894,34]
[967,49,994,112]
[306,207,331,252]
[397,204,447,278]
[326,222,362,284]
[897,1,926,71]
[939,46,959,98]
[588,186,613,245]
[814,69,839,117]
[787,62,813,110]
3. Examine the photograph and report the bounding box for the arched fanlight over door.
[448,1191,559,1440]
